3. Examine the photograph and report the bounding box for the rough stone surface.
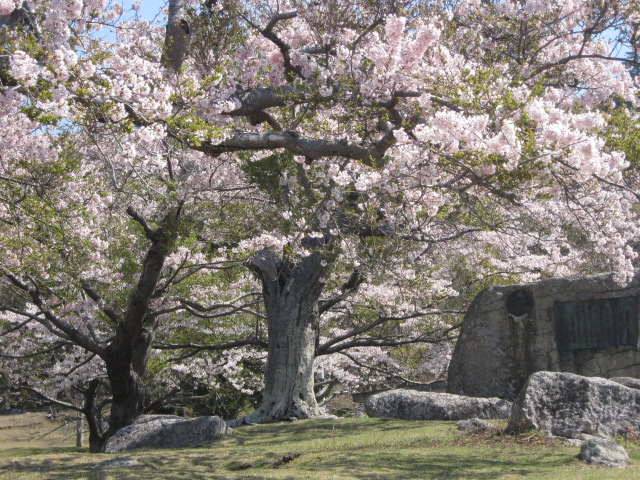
[448,272,640,400]
[580,437,629,468]
[92,457,141,469]
[507,371,640,439]
[353,381,446,404]
[104,415,233,453]
[610,376,640,391]
[456,418,496,433]
[365,389,512,421]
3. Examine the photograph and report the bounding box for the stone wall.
[447,273,640,400]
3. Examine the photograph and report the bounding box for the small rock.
[563,438,585,447]
[7,409,28,415]
[92,456,140,470]
[580,437,629,468]
[344,410,367,418]
[456,418,496,433]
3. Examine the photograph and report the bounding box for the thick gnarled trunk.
[244,247,330,422]
[253,289,322,420]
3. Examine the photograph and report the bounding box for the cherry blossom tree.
[1,0,640,439]
[0,0,265,450]
[200,0,640,423]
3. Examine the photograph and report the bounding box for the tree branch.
[194,130,389,166]
[126,207,156,240]
[318,313,463,355]
[1,274,106,356]
[20,387,82,413]
[318,269,365,314]
[0,342,70,359]
[155,337,268,361]
[81,284,120,324]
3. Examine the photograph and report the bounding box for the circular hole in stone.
[506,289,534,317]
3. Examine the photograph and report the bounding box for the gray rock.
[610,376,640,391]
[456,417,496,433]
[580,437,629,468]
[92,456,140,469]
[508,371,640,439]
[447,272,640,400]
[6,408,27,415]
[563,438,585,447]
[104,415,233,453]
[352,381,446,404]
[365,389,512,421]
[344,409,368,418]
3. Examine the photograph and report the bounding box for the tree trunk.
[94,205,180,450]
[243,246,332,422]
[103,327,154,446]
[82,379,106,453]
[76,412,84,448]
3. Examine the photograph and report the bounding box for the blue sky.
[127,0,168,21]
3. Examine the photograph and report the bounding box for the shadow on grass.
[298,450,576,480]
[228,418,441,447]
[0,460,216,480]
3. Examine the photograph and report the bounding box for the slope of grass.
[0,412,77,451]
[0,416,639,479]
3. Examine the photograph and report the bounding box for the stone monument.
[447,272,640,399]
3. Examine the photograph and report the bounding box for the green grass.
[0,415,639,479]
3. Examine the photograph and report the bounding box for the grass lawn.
[0,413,638,479]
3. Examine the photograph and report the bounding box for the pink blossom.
[0,0,18,15]
[10,51,40,87]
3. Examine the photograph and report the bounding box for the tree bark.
[243,247,332,422]
[82,379,106,453]
[76,412,84,448]
[163,0,190,71]
[102,328,154,444]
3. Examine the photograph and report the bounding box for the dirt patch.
[270,453,302,468]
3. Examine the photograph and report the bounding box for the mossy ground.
[1,413,639,479]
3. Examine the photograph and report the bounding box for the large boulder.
[447,273,640,400]
[507,371,640,439]
[365,389,512,421]
[104,415,233,453]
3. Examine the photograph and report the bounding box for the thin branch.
[0,342,70,359]
[20,387,82,413]
[81,284,120,324]
[0,316,32,336]
[527,53,635,80]
[1,275,105,356]
[319,269,365,314]
[319,318,462,355]
[338,351,422,386]
[126,206,156,240]
[155,337,268,361]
